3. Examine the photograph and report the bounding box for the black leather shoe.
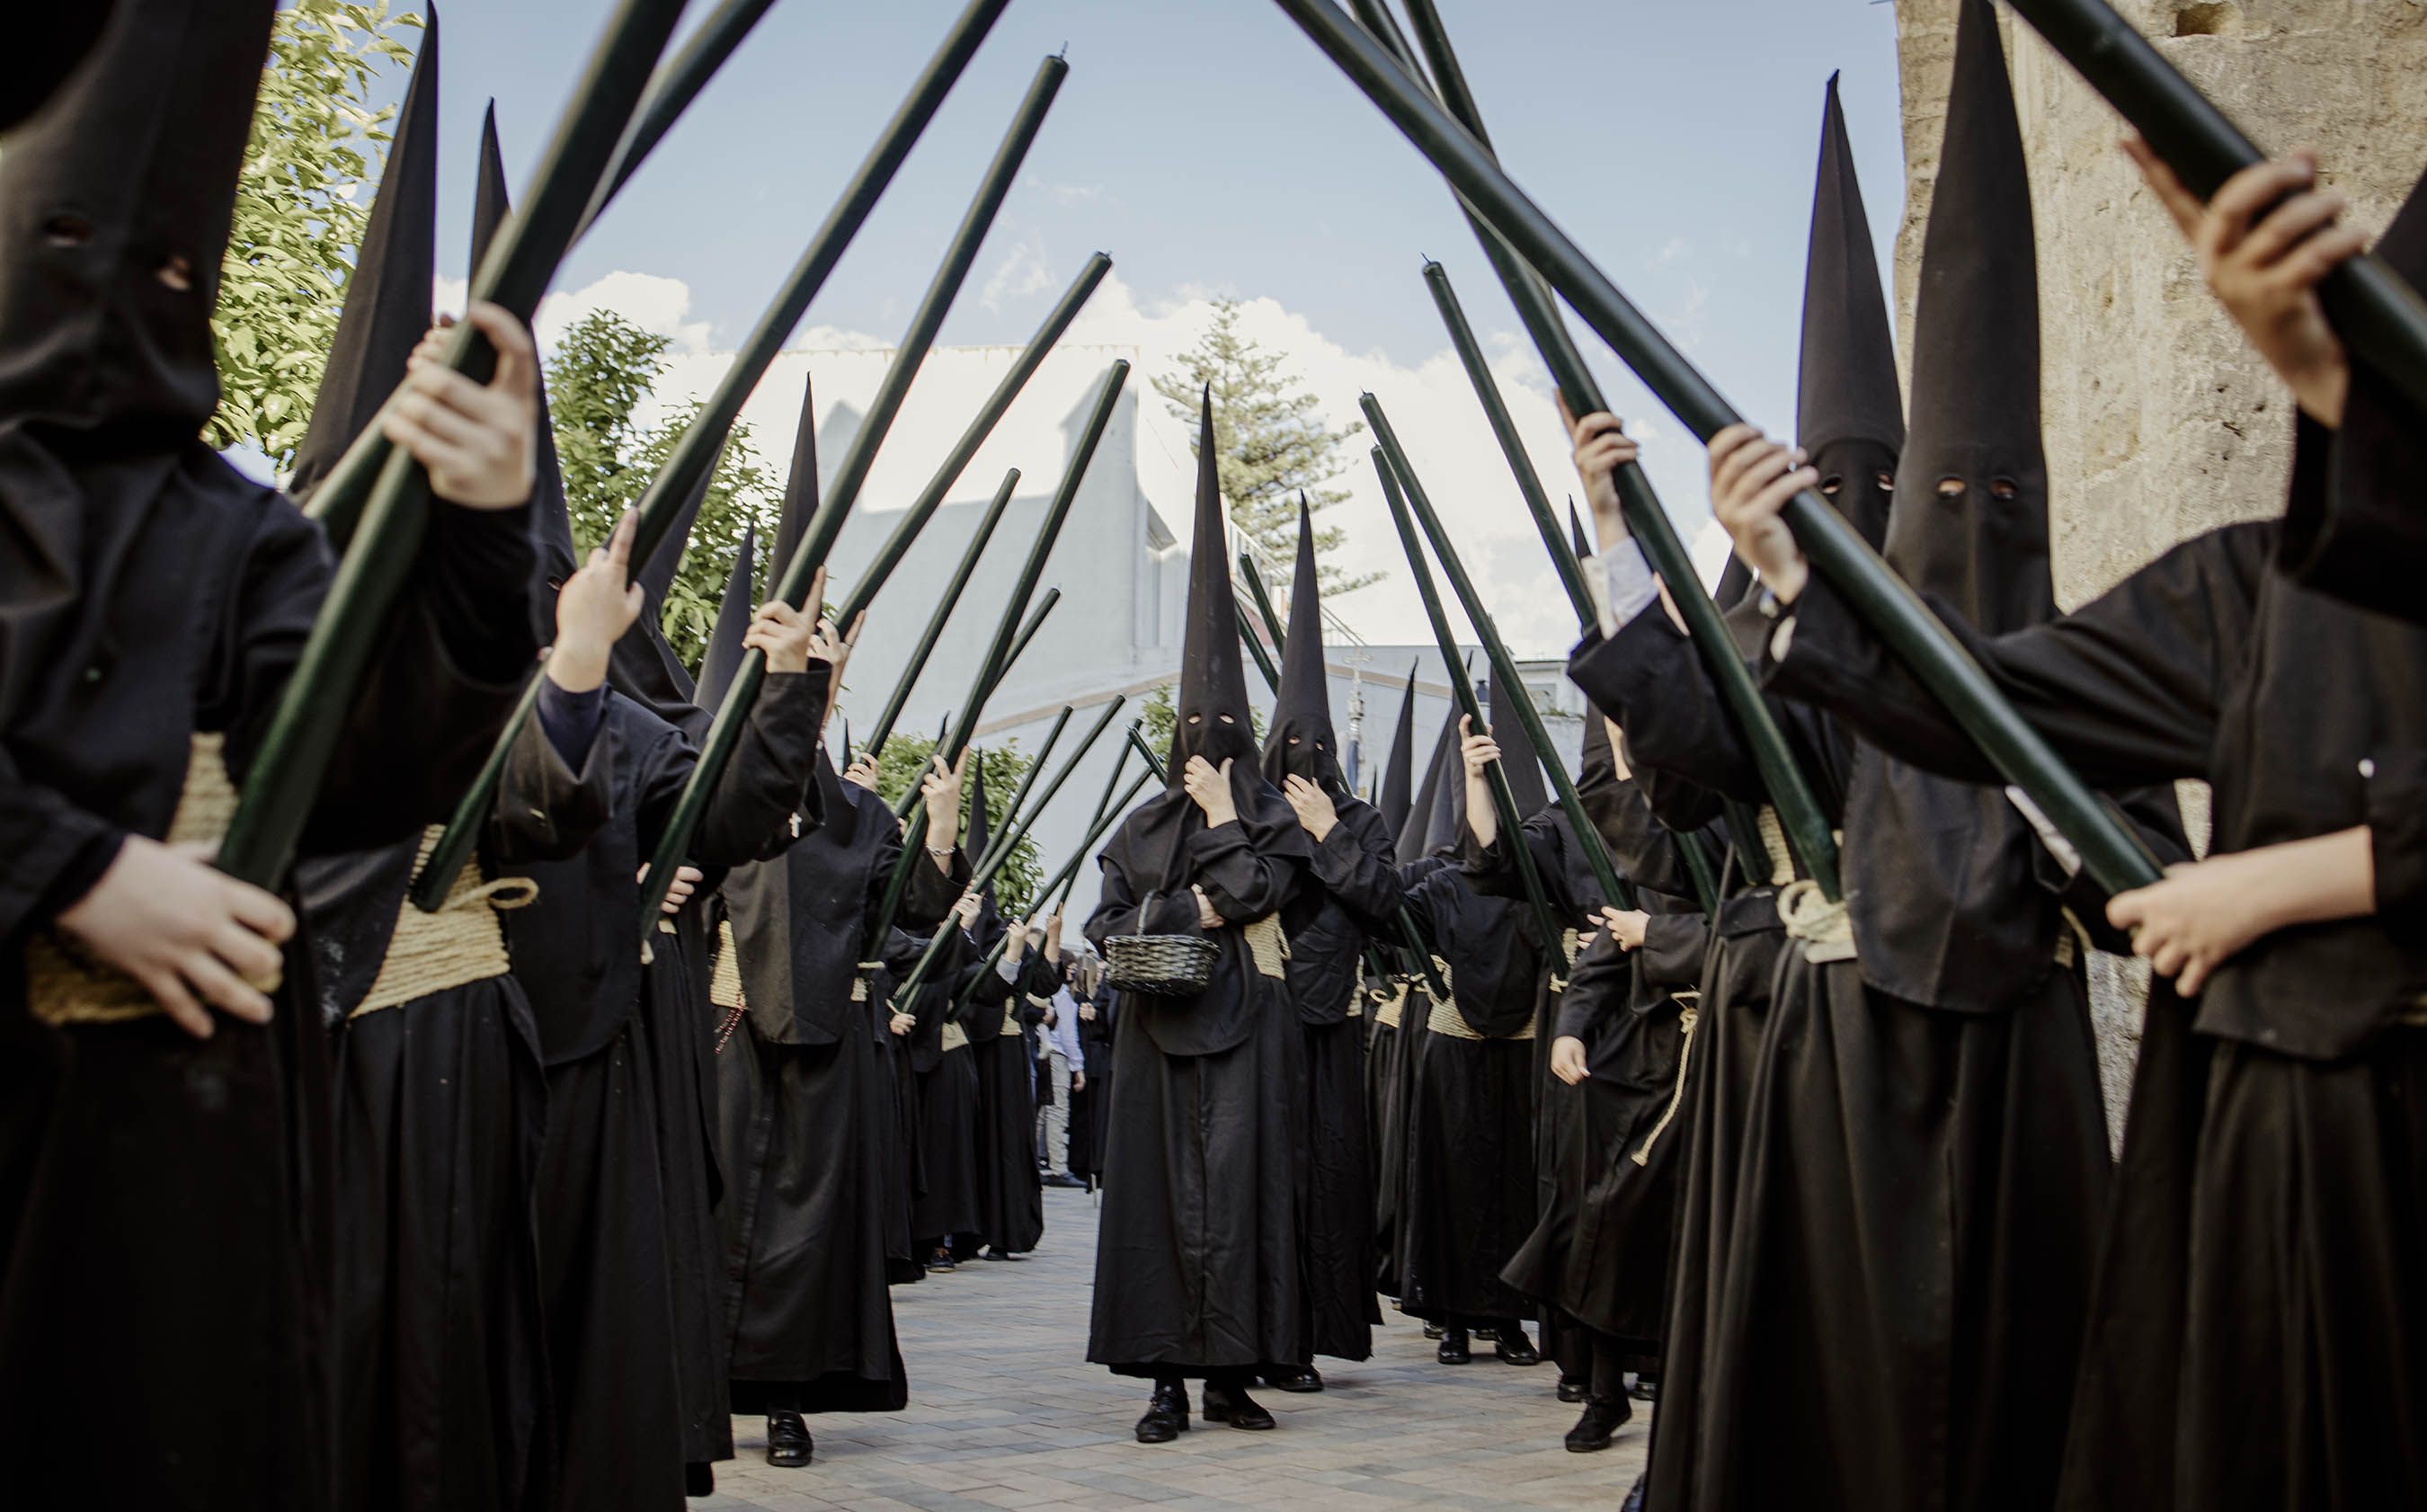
[1201,1383,1276,1429]
[1436,1328,1471,1365]
[1471,1326,1499,1342]
[1556,1374,1588,1403]
[927,1247,957,1272]
[1421,1321,1445,1340]
[1042,1171,1087,1189]
[766,1410,813,1468]
[1260,1366,1324,1393]
[1495,1330,1541,1367]
[1135,1382,1189,1444]
[1629,1374,1658,1402]
[1564,1394,1631,1452]
[982,1247,1022,1262]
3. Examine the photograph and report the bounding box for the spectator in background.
[1037,958,1087,1188]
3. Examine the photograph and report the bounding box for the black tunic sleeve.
[2279,378,2427,622]
[486,691,618,865]
[1307,805,1402,933]
[1189,820,1294,923]
[651,672,828,867]
[1552,929,1631,1041]
[1636,910,1709,993]
[1762,523,2268,792]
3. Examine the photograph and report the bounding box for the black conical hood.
[614,459,710,730]
[289,9,439,499]
[775,374,818,583]
[4,7,118,130]
[1399,698,1457,860]
[636,451,713,611]
[468,108,576,650]
[697,524,756,708]
[1567,499,1592,563]
[1578,700,1616,792]
[1886,0,2051,636]
[1169,387,1257,780]
[1484,666,1549,817]
[1261,496,1342,791]
[1797,72,1903,552]
[1377,663,1418,837]
[1418,691,1470,856]
[0,0,279,433]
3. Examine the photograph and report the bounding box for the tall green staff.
[584,0,783,231]
[1047,734,1140,916]
[969,707,1079,871]
[1276,0,2165,900]
[889,585,1067,821]
[857,361,1132,948]
[953,765,1161,1008]
[1240,551,1288,649]
[1421,256,1735,906]
[218,0,690,887]
[1365,396,1646,913]
[636,56,1074,926]
[1373,448,1568,956]
[1333,0,1841,903]
[1234,599,1282,689]
[860,468,1021,758]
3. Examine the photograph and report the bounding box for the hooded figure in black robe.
[303,65,572,1512]
[1258,503,1399,1383]
[962,760,1048,1259]
[1374,688,1454,1299]
[1753,134,2427,1512]
[1086,390,1312,1440]
[503,379,827,1512]
[0,6,540,1506]
[911,910,986,1259]
[715,444,965,1458]
[1569,18,2131,1507]
[3,8,115,131]
[1392,672,1551,1365]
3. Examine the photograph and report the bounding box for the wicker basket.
[1103,934,1220,997]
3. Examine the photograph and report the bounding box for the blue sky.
[405,0,1909,648]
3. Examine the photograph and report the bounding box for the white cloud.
[1024,177,1107,208]
[977,232,1056,313]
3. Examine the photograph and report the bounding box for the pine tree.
[545,310,783,670]
[1151,299,1377,597]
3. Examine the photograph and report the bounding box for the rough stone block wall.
[1892,0,2427,1140]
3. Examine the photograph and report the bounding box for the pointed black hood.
[613,459,712,733]
[1418,690,1470,857]
[1798,71,1903,552]
[1377,663,1418,838]
[696,524,756,709]
[289,9,439,500]
[1577,698,1616,794]
[1886,0,2050,636]
[0,0,278,436]
[1484,666,1549,818]
[1567,499,1592,564]
[1261,496,1343,792]
[1168,387,1258,780]
[1398,695,1456,861]
[774,374,818,583]
[4,8,119,130]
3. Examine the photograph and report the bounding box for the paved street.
[699,1187,1641,1511]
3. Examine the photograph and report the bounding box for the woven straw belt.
[353,828,536,1018]
[1373,981,1409,1029]
[941,1020,970,1051]
[850,961,880,1005]
[1242,915,1290,981]
[24,734,275,1027]
[709,921,746,1009]
[1423,956,1535,1041]
[1755,805,1797,888]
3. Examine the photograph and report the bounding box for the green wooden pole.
[636,57,1073,927]
[1279,0,2165,899]
[954,767,1159,1010]
[582,0,783,233]
[1239,551,1287,651]
[972,706,1075,873]
[888,584,1066,823]
[1049,734,1139,914]
[1236,599,1282,690]
[862,467,1020,758]
[217,0,690,887]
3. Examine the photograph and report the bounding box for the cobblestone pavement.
[698,1186,1643,1511]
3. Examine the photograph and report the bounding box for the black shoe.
[1629,1374,1658,1402]
[1421,1321,1444,1340]
[1436,1328,1471,1365]
[982,1247,1021,1262]
[1042,1171,1087,1189]
[1564,1394,1631,1453]
[766,1410,813,1468]
[1495,1330,1541,1367]
[1200,1383,1276,1430]
[1556,1374,1588,1403]
[1621,1472,1649,1512]
[1260,1366,1324,1393]
[1135,1382,1189,1444]
[927,1247,956,1271]
[1471,1326,1499,1342]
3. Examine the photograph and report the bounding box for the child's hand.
[547,511,645,693]
[2107,851,2276,996]
[387,302,538,510]
[55,837,294,1037]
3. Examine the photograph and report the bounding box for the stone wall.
[1891,1,2427,1137]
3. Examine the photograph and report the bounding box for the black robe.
[1067,976,1114,1183]
[1764,504,2427,1512]
[308,709,611,1512]
[0,455,536,1512]
[909,935,984,1250]
[1573,590,2122,1512]
[1086,810,1310,1377]
[965,949,1049,1255]
[502,680,821,1512]
[1393,860,1542,1328]
[717,773,960,1413]
[1277,796,1399,1362]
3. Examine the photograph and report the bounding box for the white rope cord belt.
[1422,956,1536,1042]
[1631,1005,1701,1166]
[709,921,745,1009]
[1242,914,1290,981]
[1776,878,1857,965]
[25,734,279,1027]
[351,827,535,1018]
